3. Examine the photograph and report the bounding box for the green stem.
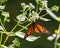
[3,36,9,45]
[3,22,19,45]
[36,3,38,13]
[39,10,42,14]
[54,35,59,48]
[11,21,19,32]
[54,39,57,48]
[0,32,3,48]
[18,24,28,30]
[39,8,54,18]
[0,18,7,47]
[0,18,7,32]
[0,33,3,44]
[40,13,48,17]
[19,22,32,32]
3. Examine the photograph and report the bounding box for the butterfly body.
[24,22,49,39]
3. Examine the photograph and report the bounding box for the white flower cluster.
[16,3,36,22]
[16,14,26,21]
[21,2,29,9]
[29,3,35,9]
[1,11,10,22]
[38,0,48,11]
[1,11,10,18]
[41,0,48,7]
[29,11,39,22]
[21,2,35,10]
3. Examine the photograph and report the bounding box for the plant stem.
[0,18,7,32]
[3,22,19,45]
[54,35,59,48]
[0,33,3,44]
[18,24,28,30]
[36,3,38,13]
[3,36,9,45]
[19,22,32,32]
[40,13,48,17]
[11,21,19,32]
[54,39,57,48]
[0,18,7,47]
[0,32,3,48]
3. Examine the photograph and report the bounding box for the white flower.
[47,24,60,41]
[39,7,43,11]
[29,3,35,9]
[20,16,26,21]
[21,2,25,7]
[29,16,37,22]
[52,34,56,38]
[47,36,54,41]
[2,45,8,48]
[0,26,3,30]
[29,11,39,22]
[15,32,40,42]
[47,34,57,41]
[32,11,39,19]
[0,5,5,10]
[41,0,48,7]
[46,8,59,21]
[1,11,10,18]
[40,17,51,21]
[6,19,10,22]
[25,5,29,8]
[21,3,29,9]
[16,14,26,21]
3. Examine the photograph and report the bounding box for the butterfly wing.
[34,23,49,34]
[24,22,49,39]
[24,23,35,39]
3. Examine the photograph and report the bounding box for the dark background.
[1,0,60,48]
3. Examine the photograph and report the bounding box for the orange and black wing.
[34,23,49,34]
[24,23,35,39]
[24,22,50,39]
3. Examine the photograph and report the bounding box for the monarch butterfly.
[24,22,50,39]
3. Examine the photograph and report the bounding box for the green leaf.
[12,38,20,47]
